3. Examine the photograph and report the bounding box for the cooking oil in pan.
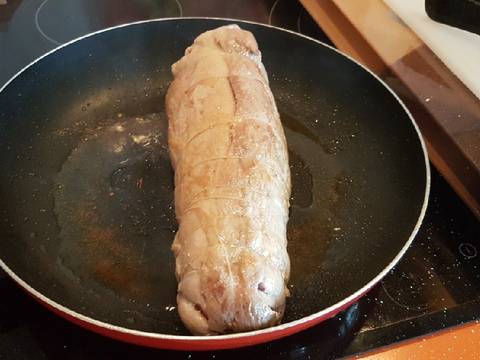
[50,107,354,330]
[280,109,356,321]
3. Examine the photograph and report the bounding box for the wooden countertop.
[300,0,480,220]
[356,321,480,359]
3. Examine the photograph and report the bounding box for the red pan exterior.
[25,283,369,350]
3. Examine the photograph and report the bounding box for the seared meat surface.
[166,25,291,335]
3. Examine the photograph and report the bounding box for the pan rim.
[0,16,431,342]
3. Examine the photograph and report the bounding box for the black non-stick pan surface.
[0,18,429,345]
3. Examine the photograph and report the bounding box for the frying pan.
[0,18,429,350]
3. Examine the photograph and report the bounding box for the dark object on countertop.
[425,0,480,35]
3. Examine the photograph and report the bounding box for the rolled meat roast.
[166,25,291,335]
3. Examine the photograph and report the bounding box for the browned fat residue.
[287,225,304,245]
[75,206,148,298]
[77,208,97,223]
[330,175,341,206]
[287,217,331,278]
[86,227,147,297]
[329,172,351,212]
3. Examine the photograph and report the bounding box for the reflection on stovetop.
[1,167,479,359]
[0,0,331,86]
[347,168,480,354]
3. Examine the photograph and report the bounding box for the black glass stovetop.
[1,1,480,359]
